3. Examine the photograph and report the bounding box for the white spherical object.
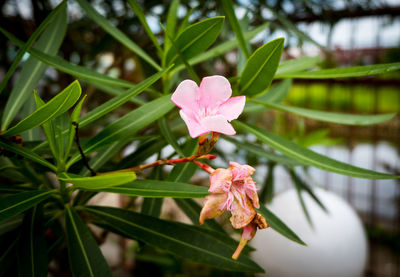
[251,188,368,277]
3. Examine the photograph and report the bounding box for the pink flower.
[171,76,245,138]
[199,161,268,259]
[200,161,259,228]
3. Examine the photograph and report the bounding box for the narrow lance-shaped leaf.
[75,0,161,70]
[275,62,400,79]
[20,94,41,141]
[158,117,185,157]
[234,121,399,179]
[222,0,250,58]
[239,38,284,96]
[81,179,208,198]
[222,136,300,167]
[17,205,48,277]
[0,190,54,223]
[29,68,167,155]
[85,206,264,272]
[58,172,136,190]
[79,67,170,128]
[67,95,174,167]
[171,22,270,76]
[0,139,57,171]
[244,79,292,113]
[141,166,163,217]
[0,28,134,89]
[3,81,81,137]
[1,5,67,130]
[165,17,225,66]
[64,95,86,161]
[162,24,200,84]
[164,0,180,53]
[257,205,306,245]
[127,0,163,56]
[33,91,59,163]
[276,56,321,76]
[0,1,66,96]
[64,205,112,277]
[250,100,396,126]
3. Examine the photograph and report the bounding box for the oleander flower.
[199,161,268,259]
[171,75,245,138]
[199,161,259,228]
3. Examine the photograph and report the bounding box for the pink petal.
[179,110,209,138]
[201,115,236,136]
[171,80,199,112]
[197,76,232,108]
[209,168,232,194]
[218,96,246,121]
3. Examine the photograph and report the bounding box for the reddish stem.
[193,160,215,174]
[129,154,216,172]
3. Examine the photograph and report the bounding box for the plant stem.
[129,154,216,172]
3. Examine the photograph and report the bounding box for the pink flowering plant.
[0,0,399,276]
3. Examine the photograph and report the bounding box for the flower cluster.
[171,75,268,259]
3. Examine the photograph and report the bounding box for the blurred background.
[0,0,399,276]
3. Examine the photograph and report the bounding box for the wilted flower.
[199,161,269,259]
[171,76,245,138]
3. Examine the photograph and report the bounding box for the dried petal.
[199,194,227,225]
[230,197,256,229]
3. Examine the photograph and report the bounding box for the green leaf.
[164,0,180,53]
[84,81,145,105]
[85,206,264,272]
[158,117,184,157]
[257,205,306,245]
[81,136,136,176]
[33,91,59,163]
[0,215,23,236]
[165,17,225,65]
[0,28,134,89]
[127,0,162,56]
[0,190,54,223]
[222,0,250,58]
[58,172,136,190]
[17,205,48,277]
[244,79,292,113]
[259,162,276,204]
[239,38,284,96]
[0,139,57,171]
[0,1,66,96]
[64,95,86,161]
[82,179,208,198]
[75,0,161,70]
[250,101,396,125]
[162,24,200,84]
[3,81,81,137]
[78,68,169,128]
[171,22,270,76]
[276,62,400,79]
[222,136,300,166]
[64,205,112,277]
[234,121,399,179]
[1,6,67,130]
[20,94,41,141]
[67,95,174,167]
[276,56,321,76]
